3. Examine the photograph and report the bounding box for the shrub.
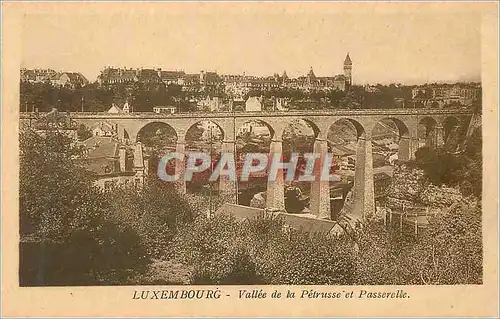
[19,128,149,286]
[169,214,261,284]
[355,202,482,285]
[109,179,196,259]
[169,214,356,285]
[256,232,355,285]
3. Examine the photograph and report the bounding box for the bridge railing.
[19,107,476,119]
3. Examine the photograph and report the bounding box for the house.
[153,106,177,114]
[215,203,346,237]
[245,96,262,112]
[90,122,116,137]
[107,101,131,114]
[81,136,147,190]
[238,122,270,137]
[275,98,289,111]
[122,101,130,113]
[20,68,57,83]
[197,96,222,112]
[51,72,89,88]
[200,121,222,140]
[107,104,123,113]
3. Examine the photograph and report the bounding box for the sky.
[20,4,482,85]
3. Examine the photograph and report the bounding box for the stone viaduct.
[20,108,476,221]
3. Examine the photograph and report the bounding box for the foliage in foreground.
[107,178,196,259]
[19,127,483,286]
[415,127,482,198]
[356,202,482,285]
[19,128,195,285]
[168,214,356,285]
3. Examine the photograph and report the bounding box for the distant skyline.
[21,4,482,85]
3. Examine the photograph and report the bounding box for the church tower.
[343,53,352,87]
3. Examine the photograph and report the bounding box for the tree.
[19,128,148,285]
[356,201,482,285]
[76,124,93,141]
[108,178,196,259]
[415,127,482,198]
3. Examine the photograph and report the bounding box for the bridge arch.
[236,119,275,139]
[325,118,365,218]
[136,121,178,147]
[235,120,274,206]
[371,117,411,162]
[329,118,366,139]
[185,120,225,145]
[299,118,321,138]
[282,119,318,155]
[441,116,460,141]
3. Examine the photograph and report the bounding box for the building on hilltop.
[158,69,186,85]
[343,53,352,86]
[279,54,352,93]
[21,69,89,88]
[51,72,89,88]
[97,67,161,86]
[21,68,58,83]
[410,83,481,108]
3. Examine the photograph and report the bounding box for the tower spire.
[344,53,352,66]
[343,53,352,87]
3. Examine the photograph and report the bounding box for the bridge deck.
[19,108,476,119]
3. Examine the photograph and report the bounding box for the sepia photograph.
[2,1,499,317]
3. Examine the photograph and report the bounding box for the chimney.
[119,145,126,172]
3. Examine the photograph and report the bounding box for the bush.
[109,179,196,259]
[356,202,482,285]
[414,127,482,199]
[169,214,260,284]
[169,214,356,285]
[256,232,355,285]
[19,128,158,285]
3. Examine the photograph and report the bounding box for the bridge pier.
[133,142,145,187]
[175,135,187,194]
[309,138,331,219]
[398,135,411,161]
[219,139,237,203]
[266,138,285,211]
[352,134,375,220]
[435,124,445,148]
[117,124,126,142]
